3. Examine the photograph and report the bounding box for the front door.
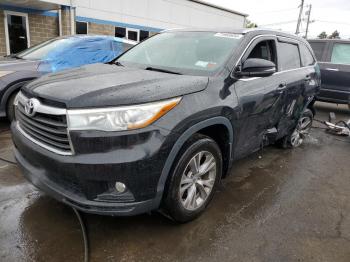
[4,11,30,55]
[234,36,284,157]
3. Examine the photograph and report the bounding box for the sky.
[204,0,350,39]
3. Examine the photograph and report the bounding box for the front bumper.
[12,122,174,215]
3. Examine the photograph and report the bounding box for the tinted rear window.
[278,42,301,70]
[309,41,326,61]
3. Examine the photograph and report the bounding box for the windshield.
[16,38,71,60]
[117,32,243,75]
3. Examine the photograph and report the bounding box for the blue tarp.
[37,36,132,73]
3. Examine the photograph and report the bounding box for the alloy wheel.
[290,115,312,147]
[179,151,217,211]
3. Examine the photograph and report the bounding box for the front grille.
[16,93,73,155]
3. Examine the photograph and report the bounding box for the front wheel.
[162,134,222,223]
[277,109,313,148]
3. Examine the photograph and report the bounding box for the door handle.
[325,68,339,71]
[277,82,287,91]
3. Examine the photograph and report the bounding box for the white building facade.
[0,0,247,55]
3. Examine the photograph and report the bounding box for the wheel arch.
[1,79,35,117]
[304,95,316,116]
[154,116,234,207]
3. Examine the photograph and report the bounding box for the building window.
[76,21,88,34]
[127,30,138,41]
[140,30,149,42]
[115,27,126,38]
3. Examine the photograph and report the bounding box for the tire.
[162,134,222,223]
[6,91,18,122]
[277,109,313,149]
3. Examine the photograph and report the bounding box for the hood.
[0,56,39,72]
[24,63,209,108]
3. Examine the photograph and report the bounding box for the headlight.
[0,71,14,78]
[67,97,181,131]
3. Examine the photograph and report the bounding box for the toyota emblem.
[24,98,39,117]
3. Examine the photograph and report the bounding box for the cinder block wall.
[88,23,114,35]
[28,14,59,46]
[61,8,72,36]
[0,11,6,56]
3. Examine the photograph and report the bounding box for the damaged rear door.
[275,37,313,138]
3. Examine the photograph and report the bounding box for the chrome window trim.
[233,34,277,69]
[233,34,316,82]
[16,92,74,156]
[238,66,315,82]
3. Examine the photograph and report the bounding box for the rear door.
[319,41,350,103]
[274,37,310,138]
[299,42,320,101]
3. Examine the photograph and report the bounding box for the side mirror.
[235,58,276,77]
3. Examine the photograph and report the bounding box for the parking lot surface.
[0,102,349,262]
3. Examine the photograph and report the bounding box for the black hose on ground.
[0,157,17,165]
[0,157,90,261]
[72,208,90,262]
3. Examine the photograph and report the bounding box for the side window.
[127,29,138,41]
[278,42,301,71]
[246,40,276,64]
[76,21,88,34]
[331,43,350,64]
[140,30,149,42]
[308,41,326,61]
[115,27,126,38]
[300,44,315,66]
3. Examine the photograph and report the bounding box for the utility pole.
[295,0,304,35]
[305,4,312,39]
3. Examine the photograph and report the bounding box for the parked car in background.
[0,35,136,121]
[12,28,320,222]
[308,39,350,107]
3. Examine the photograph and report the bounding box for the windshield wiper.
[115,61,124,66]
[145,67,182,75]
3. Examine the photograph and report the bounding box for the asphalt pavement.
[0,102,349,262]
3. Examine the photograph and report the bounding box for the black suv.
[12,29,320,222]
[309,39,350,106]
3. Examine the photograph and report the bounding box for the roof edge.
[188,0,248,17]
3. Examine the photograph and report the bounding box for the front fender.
[0,79,36,116]
[153,116,234,208]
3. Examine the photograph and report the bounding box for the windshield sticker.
[206,62,217,68]
[195,61,217,68]
[195,61,209,67]
[214,33,243,39]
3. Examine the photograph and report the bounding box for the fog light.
[115,182,126,193]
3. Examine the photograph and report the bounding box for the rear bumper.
[317,88,350,104]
